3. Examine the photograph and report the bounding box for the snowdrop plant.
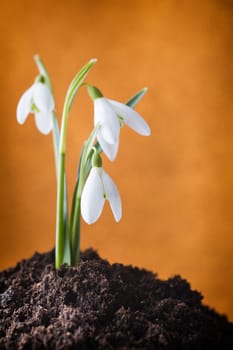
[17,55,151,268]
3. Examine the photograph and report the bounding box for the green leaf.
[126,87,148,108]
[65,58,97,113]
[60,58,97,154]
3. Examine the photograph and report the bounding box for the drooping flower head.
[81,150,122,224]
[16,81,55,135]
[88,85,151,161]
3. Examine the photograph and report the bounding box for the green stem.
[71,197,81,265]
[34,56,59,175]
[55,153,65,268]
[34,55,71,266]
[69,125,99,266]
[69,179,79,243]
[34,54,53,92]
[51,112,60,176]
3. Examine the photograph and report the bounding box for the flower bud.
[35,74,46,84]
[92,148,102,168]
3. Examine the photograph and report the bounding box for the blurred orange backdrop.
[1,0,233,320]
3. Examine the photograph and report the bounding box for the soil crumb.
[0,249,233,349]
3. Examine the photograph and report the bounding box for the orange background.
[1,0,233,320]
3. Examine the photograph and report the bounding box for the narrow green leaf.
[65,58,97,113]
[51,113,60,172]
[126,87,148,108]
[60,58,97,154]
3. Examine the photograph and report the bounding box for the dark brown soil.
[0,249,233,349]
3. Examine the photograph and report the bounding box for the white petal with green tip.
[94,98,120,144]
[102,169,122,222]
[35,112,53,135]
[81,167,105,224]
[97,132,119,161]
[33,83,55,112]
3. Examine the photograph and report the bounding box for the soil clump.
[0,249,233,349]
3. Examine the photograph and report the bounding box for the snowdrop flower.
[16,82,55,135]
[81,152,122,224]
[88,86,151,161]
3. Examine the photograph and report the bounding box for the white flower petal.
[102,169,122,222]
[16,86,33,124]
[94,98,120,144]
[108,99,151,136]
[101,122,120,145]
[34,112,53,135]
[81,167,105,224]
[97,132,119,161]
[33,83,55,112]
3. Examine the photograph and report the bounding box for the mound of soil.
[0,249,233,349]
